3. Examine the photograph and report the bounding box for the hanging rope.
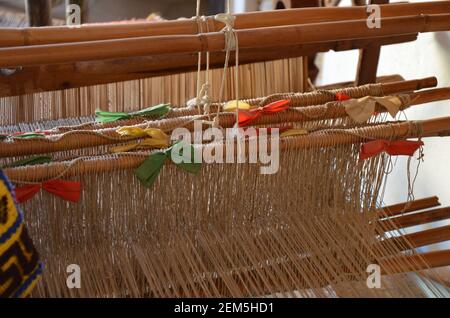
[213,0,240,132]
[187,0,206,115]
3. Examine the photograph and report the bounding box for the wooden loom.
[0,1,450,298]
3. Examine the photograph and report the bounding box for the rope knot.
[212,116,220,128]
[214,13,236,30]
[203,102,211,114]
[187,97,201,109]
[215,13,237,51]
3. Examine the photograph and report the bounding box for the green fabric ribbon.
[95,103,171,123]
[3,156,52,169]
[12,133,47,140]
[135,142,201,188]
[0,133,47,140]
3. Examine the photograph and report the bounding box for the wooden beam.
[379,207,450,231]
[380,225,450,251]
[378,196,441,218]
[380,249,450,275]
[355,0,389,85]
[0,34,418,98]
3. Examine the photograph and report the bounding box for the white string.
[213,0,240,132]
[202,15,212,115]
[187,0,205,114]
[187,0,214,128]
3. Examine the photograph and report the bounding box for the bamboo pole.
[4,77,437,134]
[48,77,442,132]
[1,85,447,158]
[1,14,449,68]
[1,1,449,47]
[4,115,450,182]
[0,34,418,98]
[319,74,404,90]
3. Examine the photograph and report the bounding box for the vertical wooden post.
[355,0,389,85]
[25,0,52,27]
[274,0,320,9]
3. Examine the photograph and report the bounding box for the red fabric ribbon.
[360,140,424,161]
[335,92,351,101]
[238,100,290,127]
[15,180,81,204]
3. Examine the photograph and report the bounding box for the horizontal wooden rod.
[318,74,405,90]
[0,85,446,158]
[379,207,450,232]
[404,225,450,249]
[211,249,450,297]
[0,14,449,68]
[47,77,440,133]
[418,268,450,289]
[1,1,448,47]
[378,196,441,217]
[379,249,450,275]
[194,242,450,297]
[4,116,450,183]
[0,34,418,98]
[380,225,450,251]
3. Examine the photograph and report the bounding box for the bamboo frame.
[1,14,449,68]
[1,86,447,158]
[0,34,418,98]
[1,1,448,47]
[52,77,439,133]
[5,116,450,182]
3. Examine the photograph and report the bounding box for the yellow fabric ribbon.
[223,100,252,111]
[280,129,308,138]
[111,127,170,153]
[343,96,403,123]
